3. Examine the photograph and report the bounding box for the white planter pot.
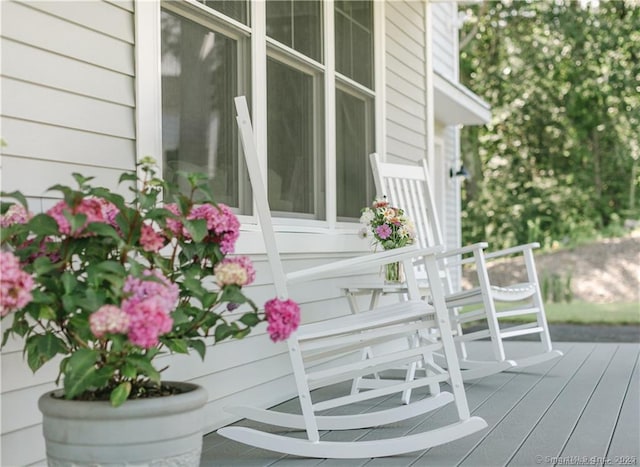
[38,381,208,467]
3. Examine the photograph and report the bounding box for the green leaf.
[33,256,57,275]
[61,272,77,294]
[125,355,160,383]
[110,382,132,408]
[164,338,189,354]
[239,312,261,327]
[94,260,126,276]
[85,222,121,241]
[188,339,207,360]
[69,213,88,234]
[62,349,100,399]
[38,305,57,321]
[27,213,60,236]
[25,333,67,372]
[219,285,248,305]
[0,191,29,209]
[214,323,232,343]
[120,363,137,379]
[119,172,138,184]
[181,277,207,301]
[183,219,208,243]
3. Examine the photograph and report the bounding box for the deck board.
[606,356,640,459]
[201,342,640,466]
[458,343,589,466]
[559,345,639,462]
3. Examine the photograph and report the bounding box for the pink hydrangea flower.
[188,203,240,254]
[264,298,300,342]
[0,251,34,317]
[140,223,165,253]
[126,297,173,349]
[163,203,183,237]
[0,204,32,228]
[163,203,240,254]
[96,198,120,228]
[375,224,392,239]
[214,256,256,286]
[122,269,179,314]
[47,198,107,236]
[89,305,130,338]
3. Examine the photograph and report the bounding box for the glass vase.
[384,261,405,283]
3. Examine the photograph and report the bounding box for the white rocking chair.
[345,153,562,383]
[216,96,487,459]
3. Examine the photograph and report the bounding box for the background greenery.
[458,0,639,251]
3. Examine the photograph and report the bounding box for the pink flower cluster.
[0,251,34,317]
[140,223,165,252]
[120,270,178,348]
[0,204,32,228]
[90,270,178,348]
[89,305,130,338]
[47,198,119,236]
[214,256,256,287]
[164,203,240,253]
[264,298,300,342]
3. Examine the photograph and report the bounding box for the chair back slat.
[369,153,454,286]
[234,96,289,300]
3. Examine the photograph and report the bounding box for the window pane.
[336,89,374,220]
[161,10,240,208]
[267,0,322,62]
[200,0,248,25]
[335,0,373,88]
[267,59,323,217]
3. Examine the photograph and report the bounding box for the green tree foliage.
[459,0,640,250]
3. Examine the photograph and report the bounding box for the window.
[158,0,376,225]
[266,0,322,62]
[161,9,248,210]
[335,1,373,88]
[199,0,248,25]
[336,87,374,220]
[335,0,375,220]
[267,59,324,217]
[266,0,324,219]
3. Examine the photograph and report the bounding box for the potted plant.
[0,157,300,466]
[359,197,416,282]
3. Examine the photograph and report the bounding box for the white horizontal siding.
[2,78,135,139]
[2,39,135,106]
[0,156,130,198]
[2,1,134,75]
[0,1,137,465]
[385,1,427,162]
[431,1,456,78]
[1,118,135,170]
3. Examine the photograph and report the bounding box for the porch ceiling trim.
[433,71,491,126]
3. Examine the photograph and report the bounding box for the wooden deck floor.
[201,341,640,466]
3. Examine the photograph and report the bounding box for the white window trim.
[134,0,162,169]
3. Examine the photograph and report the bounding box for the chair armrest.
[433,242,489,268]
[484,242,540,260]
[435,242,489,259]
[286,245,444,284]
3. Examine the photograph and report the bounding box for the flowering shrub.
[0,158,300,406]
[359,197,416,250]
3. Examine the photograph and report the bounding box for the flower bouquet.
[0,157,300,407]
[359,197,416,282]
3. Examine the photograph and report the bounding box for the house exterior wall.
[0,1,470,465]
[1,1,138,464]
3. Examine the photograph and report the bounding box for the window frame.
[137,0,385,234]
